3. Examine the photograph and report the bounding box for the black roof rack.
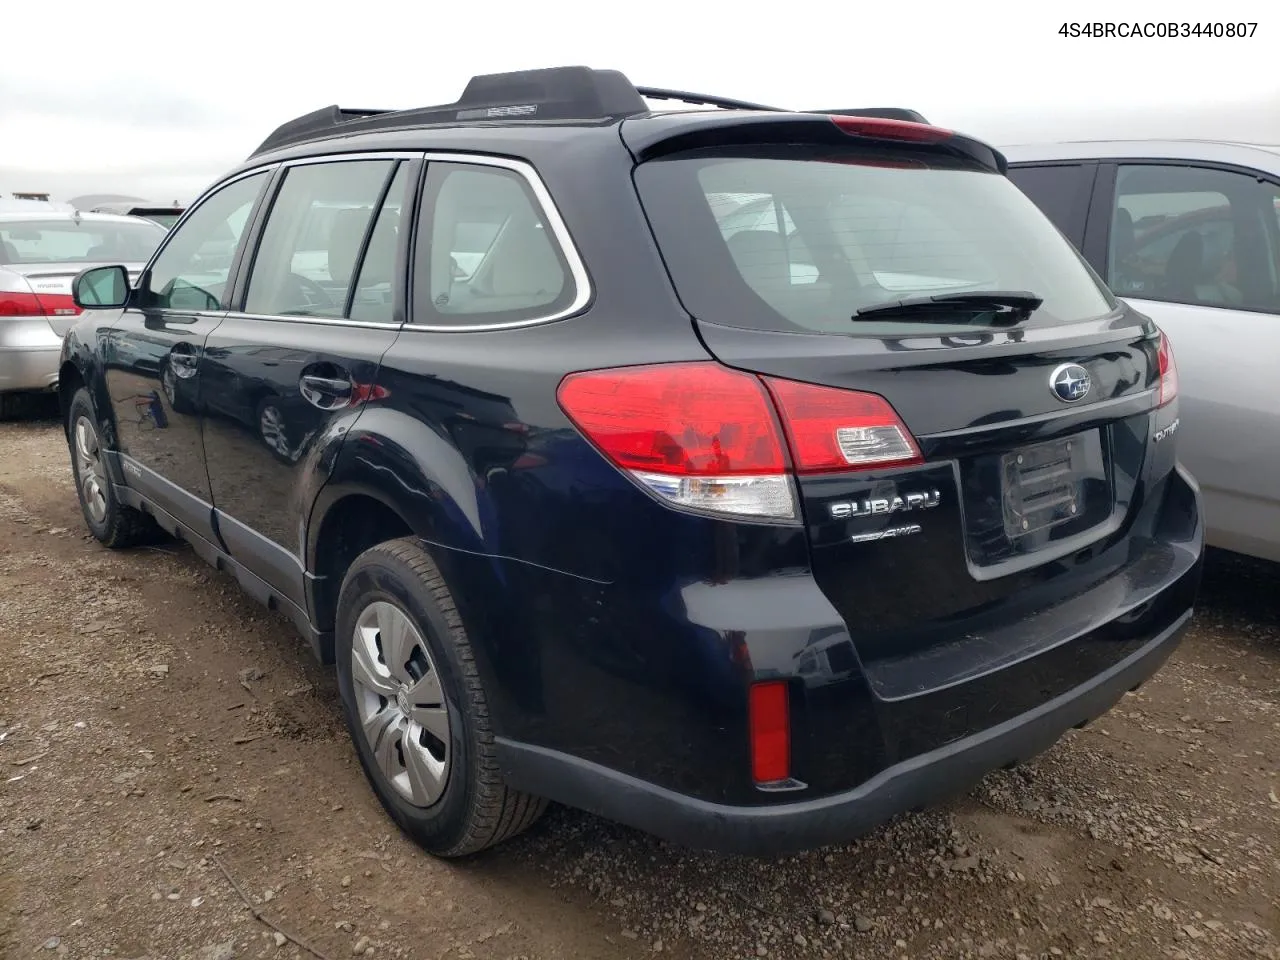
[249,65,931,158]
[635,87,783,112]
[251,66,649,157]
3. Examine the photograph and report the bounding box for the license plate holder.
[1001,433,1093,538]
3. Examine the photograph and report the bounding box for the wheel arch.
[57,360,85,437]
[58,344,123,483]
[306,487,414,651]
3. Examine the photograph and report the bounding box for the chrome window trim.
[144,151,592,333]
[156,164,278,242]
[223,312,401,330]
[278,151,423,166]
[402,152,592,333]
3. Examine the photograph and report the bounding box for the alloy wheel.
[74,416,108,524]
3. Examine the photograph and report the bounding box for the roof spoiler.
[815,107,930,124]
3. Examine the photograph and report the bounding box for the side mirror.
[72,265,130,309]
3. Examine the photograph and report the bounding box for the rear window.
[0,218,166,265]
[138,211,183,229]
[636,149,1116,335]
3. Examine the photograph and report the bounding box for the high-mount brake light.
[830,115,953,143]
[556,362,923,521]
[1157,331,1178,407]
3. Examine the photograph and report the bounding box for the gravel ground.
[1,412,1276,960]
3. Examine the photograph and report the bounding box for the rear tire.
[67,388,159,548]
[335,537,546,857]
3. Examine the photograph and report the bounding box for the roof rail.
[253,106,393,157]
[815,107,931,124]
[635,87,784,112]
[249,66,649,157]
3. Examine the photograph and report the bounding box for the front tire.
[67,388,158,548]
[334,538,546,857]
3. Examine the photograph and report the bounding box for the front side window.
[244,160,396,318]
[411,162,573,326]
[1110,164,1280,312]
[0,218,165,265]
[636,148,1116,336]
[141,172,268,311]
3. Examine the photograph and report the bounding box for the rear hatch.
[627,114,1191,770]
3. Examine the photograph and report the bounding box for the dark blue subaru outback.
[59,67,1203,858]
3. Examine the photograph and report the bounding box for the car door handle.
[299,373,353,409]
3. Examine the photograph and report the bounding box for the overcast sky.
[1,0,1276,203]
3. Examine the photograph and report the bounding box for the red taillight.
[0,291,80,318]
[764,377,922,473]
[36,293,81,317]
[556,362,922,520]
[1157,331,1178,407]
[749,681,790,784]
[0,291,47,317]
[556,363,786,476]
[830,115,953,143]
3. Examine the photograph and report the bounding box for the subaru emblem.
[1049,363,1091,404]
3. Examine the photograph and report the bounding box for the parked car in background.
[1,195,75,214]
[1,211,166,417]
[1004,140,1280,563]
[90,201,186,230]
[59,67,1201,859]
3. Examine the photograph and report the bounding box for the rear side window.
[636,149,1116,336]
[245,159,397,319]
[1109,164,1280,312]
[410,162,574,327]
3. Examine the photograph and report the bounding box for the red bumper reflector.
[749,680,790,783]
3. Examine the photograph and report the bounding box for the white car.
[0,210,166,417]
[1004,139,1280,563]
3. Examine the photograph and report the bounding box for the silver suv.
[1003,140,1280,564]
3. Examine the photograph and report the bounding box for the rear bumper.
[0,318,61,392]
[497,604,1193,855]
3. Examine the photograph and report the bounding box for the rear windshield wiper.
[853,290,1044,324]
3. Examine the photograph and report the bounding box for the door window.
[410,163,574,326]
[1110,164,1280,312]
[244,160,397,319]
[140,172,268,311]
[1006,163,1094,246]
[349,165,409,324]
